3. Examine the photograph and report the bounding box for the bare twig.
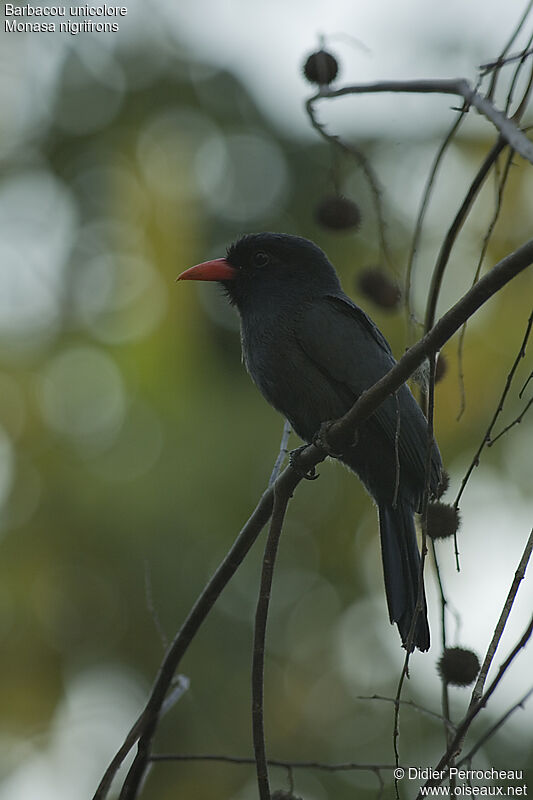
[404,112,466,335]
[430,540,459,742]
[424,137,507,335]
[458,686,533,766]
[454,310,533,508]
[252,485,291,799]
[418,613,533,797]
[482,46,533,74]
[455,146,516,423]
[149,751,395,774]
[392,392,401,508]
[309,79,533,164]
[520,369,533,397]
[358,694,456,733]
[305,97,393,268]
[506,34,533,118]
[483,0,533,94]
[269,420,291,486]
[469,528,533,706]
[487,396,533,446]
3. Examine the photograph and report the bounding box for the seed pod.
[357,268,401,310]
[425,501,460,540]
[438,647,480,687]
[315,195,362,231]
[303,49,339,85]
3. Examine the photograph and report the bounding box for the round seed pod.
[357,267,401,310]
[425,501,460,541]
[438,647,480,687]
[303,49,339,85]
[315,195,362,231]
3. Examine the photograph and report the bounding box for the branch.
[93,238,533,800]
[252,485,292,799]
[457,685,533,766]
[454,309,533,507]
[417,614,533,797]
[269,420,291,486]
[309,79,533,164]
[304,97,392,268]
[404,112,466,333]
[487,395,533,446]
[469,528,533,705]
[358,694,456,733]
[149,751,396,774]
[423,137,507,334]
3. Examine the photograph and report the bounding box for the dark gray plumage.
[180,233,443,650]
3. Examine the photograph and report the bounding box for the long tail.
[378,502,430,651]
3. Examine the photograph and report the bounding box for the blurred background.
[1,1,532,798]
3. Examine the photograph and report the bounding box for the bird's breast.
[239,311,352,442]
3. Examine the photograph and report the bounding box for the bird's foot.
[313,420,355,457]
[289,445,319,480]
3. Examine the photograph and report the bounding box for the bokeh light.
[38,346,126,451]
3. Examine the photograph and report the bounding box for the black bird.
[178,233,442,651]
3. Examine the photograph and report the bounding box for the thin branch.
[150,752,391,800]
[430,540,454,742]
[269,420,291,486]
[430,543,466,736]
[455,146,515,422]
[418,613,533,797]
[310,79,533,164]
[487,395,533,446]
[454,309,533,508]
[305,97,393,268]
[93,238,533,800]
[392,392,401,508]
[484,0,533,94]
[358,694,456,733]
[458,686,533,766]
[252,485,291,800]
[520,370,533,398]
[424,137,507,335]
[405,112,466,335]
[149,752,396,773]
[506,34,533,118]
[469,527,533,706]
[481,47,533,76]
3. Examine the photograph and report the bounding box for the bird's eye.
[252,251,270,268]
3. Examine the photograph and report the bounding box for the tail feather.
[378,503,429,651]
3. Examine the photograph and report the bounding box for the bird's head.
[177,233,341,309]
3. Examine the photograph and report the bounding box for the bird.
[177,233,442,651]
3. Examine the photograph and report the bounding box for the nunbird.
[178,233,442,651]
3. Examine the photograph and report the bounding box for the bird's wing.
[295,294,434,487]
